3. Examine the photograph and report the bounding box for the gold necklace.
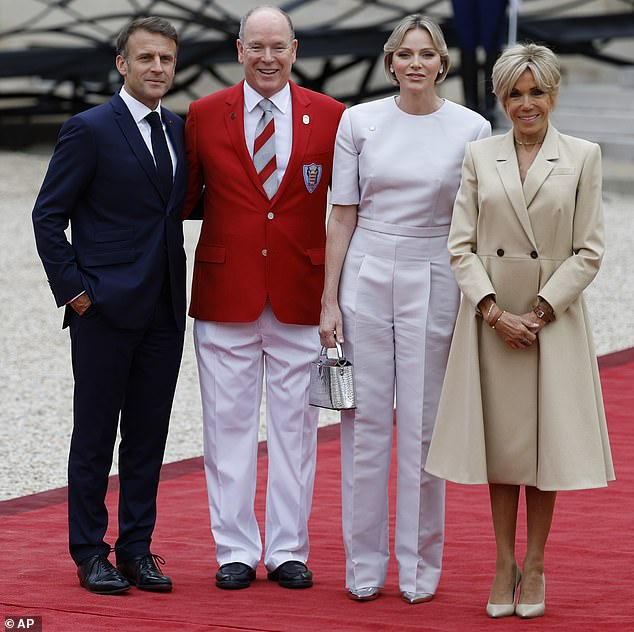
[514,136,544,146]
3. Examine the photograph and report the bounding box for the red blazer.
[184,81,345,325]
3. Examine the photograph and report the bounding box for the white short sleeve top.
[331,97,490,228]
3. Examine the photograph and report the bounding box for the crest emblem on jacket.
[303,163,322,193]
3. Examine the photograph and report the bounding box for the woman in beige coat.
[425,43,614,619]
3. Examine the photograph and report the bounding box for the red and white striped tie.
[253,98,278,198]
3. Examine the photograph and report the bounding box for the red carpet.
[1,349,633,631]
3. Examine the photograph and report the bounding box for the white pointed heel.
[515,575,545,618]
[486,565,521,618]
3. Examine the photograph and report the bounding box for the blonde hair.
[492,43,561,110]
[383,14,450,86]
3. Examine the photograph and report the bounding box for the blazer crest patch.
[303,163,322,193]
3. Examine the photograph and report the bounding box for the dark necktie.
[145,111,173,200]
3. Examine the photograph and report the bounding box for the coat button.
[530,250,538,259]
[261,248,268,257]
[267,212,274,220]
[496,249,504,257]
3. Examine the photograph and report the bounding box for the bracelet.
[486,303,496,323]
[488,307,501,328]
[491,310,506,329]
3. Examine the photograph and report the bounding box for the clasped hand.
[494,311,545,350]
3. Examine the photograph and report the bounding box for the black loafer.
[117,554,172,592]
[215,562,256,589]
[267,561,313,589]
[77,554,131,595]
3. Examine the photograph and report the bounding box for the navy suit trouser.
[67,280,184,565]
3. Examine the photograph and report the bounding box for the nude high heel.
[515,575,545,618]
[486,565,521,618]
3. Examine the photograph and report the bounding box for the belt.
[356,217,450,238]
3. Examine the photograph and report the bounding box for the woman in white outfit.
[319,14,490,604]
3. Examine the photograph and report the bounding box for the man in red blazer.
[183,6,345,590]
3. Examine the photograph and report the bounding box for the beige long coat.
[425,126,615,491]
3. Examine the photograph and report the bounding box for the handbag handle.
[319,341,348,366]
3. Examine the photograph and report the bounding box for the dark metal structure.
[0,0,633,118]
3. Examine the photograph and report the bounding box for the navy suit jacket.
[33,93,187,331]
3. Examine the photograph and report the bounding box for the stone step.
[619,68,634,88]
[557,86,634,110]
[602,157,634,194]
[583,138,634,162]
[550,110,634,136]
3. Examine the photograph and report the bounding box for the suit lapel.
[110,94,165,201]
[496,130,537,248]
[273,82,311,202]
[163,109,185,207]
[522,124,558,209]
[224,82,268,199]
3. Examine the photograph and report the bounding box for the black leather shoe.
[215,562,256,589]
[77,554,131,595]
[117,554,172,592]
[267,561,313,589]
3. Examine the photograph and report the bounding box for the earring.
[389,65,394,73]
[439,66,444,74]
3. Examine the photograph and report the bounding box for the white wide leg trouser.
[194,303,319,571]
[339,225,459,594]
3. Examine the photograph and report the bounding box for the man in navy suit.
[32,16,186,595]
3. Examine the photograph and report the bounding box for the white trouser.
[339,226,459,594]
[194,303,319,571]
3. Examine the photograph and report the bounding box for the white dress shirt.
[243,81,293,188]
[119,86,177,176]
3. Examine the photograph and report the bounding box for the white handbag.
[309,341,356,410]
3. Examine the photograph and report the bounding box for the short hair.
[116,16,179,59]
[238,5,295,42]
[383,14,450,86]
[492,43,561,109]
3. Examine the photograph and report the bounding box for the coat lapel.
[522,124,558,209]
[496,130,537,248]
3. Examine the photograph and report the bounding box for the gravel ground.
[1,149,632,501]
